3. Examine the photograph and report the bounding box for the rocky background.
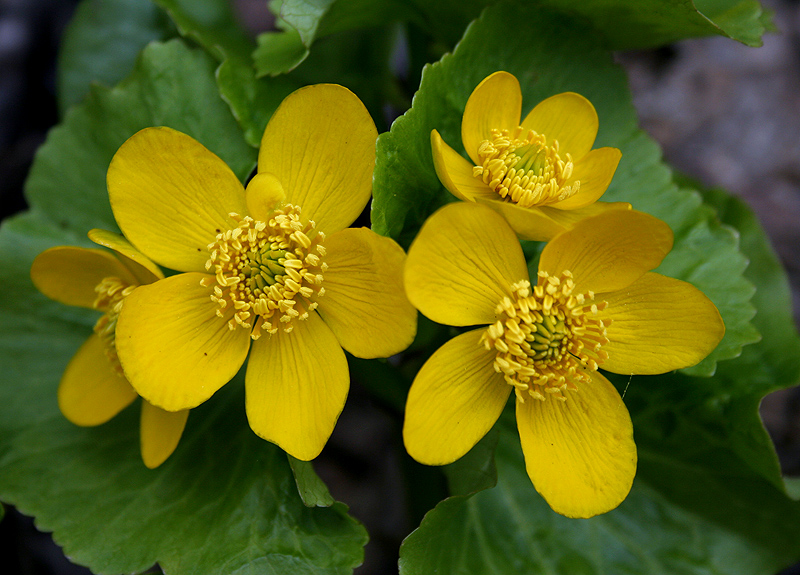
[0,0,798,573]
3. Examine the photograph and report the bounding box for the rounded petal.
[59,334,137,426]
[258,84,377,234]
[549,147,622,210]
[115,272,252,411]
[107,127,246,272]
[405,202,528,326]
[516,370,636,518]
[431,130,496,201]
[31,246,138,309]
[520,92,598,159]
[88,229,163,284]
[140,401,189,469]
[461,71,522,165]
[403,329,510,465]
[599,272,725,375]
[245,311,349,461]
[539,209,674,294]
[245,172,286,221]
[316,228,417,358]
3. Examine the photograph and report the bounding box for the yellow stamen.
[92,277,136,376]
[205,205,326,337]
[473,127,579,207]
[480,272,609,402]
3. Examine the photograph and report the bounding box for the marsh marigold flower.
[108,84,417,461]
[403,202,724,518]
[30,231,189,468]
[431,71,626,241]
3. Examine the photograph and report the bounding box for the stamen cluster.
[473,127,579,208]
[480,272,610,402]
[93,277,136,375]
[205,205,327,338]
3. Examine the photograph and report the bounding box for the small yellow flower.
[108,84,417,461]
[30,231,188,469]
[431,71,626,241]
[403,202,724,518]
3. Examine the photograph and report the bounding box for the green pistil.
[514,143,546,173]
[244,248,287,292]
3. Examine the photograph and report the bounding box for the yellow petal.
[431,130,495,201]
[520,92,598,159]
[539,209,673,294]
[599,272,725,374]
[115,272,252,411]
[461,71,522,165]
[245,172,286,221]
[403,329,509,465]
[58,334,137,426]
[258,84,377,234]
[140,401,189,469]
[245,311,349,461]
[549,147,622,210]
[516,370,636,518]
[31,246,138,309]
[88,229,163,284]
[405,202,528,326]
[316,228,417,358]
[107,127,246,272]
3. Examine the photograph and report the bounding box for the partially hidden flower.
[30,230,189,468]
[402,202,724,518]
[108,84,417,461]
[431,71,626,241]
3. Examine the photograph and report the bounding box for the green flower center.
[93,277,136,375]
[473,127,579,208]
[480,272,609,402]
[205,205,327,339]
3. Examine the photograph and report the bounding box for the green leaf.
[442,429,498,497]
[372,3,756,375]
[253,27,310,77]
[57,0,175,115]
[27,40,257,236]
[402,0,771,49]
[154,0,301,146]
[400,422,800,575]
[1,39,367,574]
[288,455,336,508]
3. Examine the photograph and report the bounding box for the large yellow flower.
[403,202,724,518]
[108,84,417,461]
[431,71,626,241]
[30,231,188,468]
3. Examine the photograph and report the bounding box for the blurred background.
[0,0,798,573]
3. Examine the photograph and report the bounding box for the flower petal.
[599,272,725,374]
[461,71,522,165]
[405,202,528,326]
[31,246,138,309]
[258,84,377,234]
[107,127,246,272]
[431,130,496,201]
[516,370,636,518]
[520,92,598,159]
[140,401,189,469]
[539,209,673,294]
[88,229,163,284]
[403,329,510,465]
[549,147,622,210]
[245,172,287,221]
[115,272,251,411]
[59,334,137,426]
[316,228,417,358]
[245,311,349,461]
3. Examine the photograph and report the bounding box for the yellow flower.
[402,202,724,518]
[431,71,626,241]
[30,230,189,469]
[108,84,417,461]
